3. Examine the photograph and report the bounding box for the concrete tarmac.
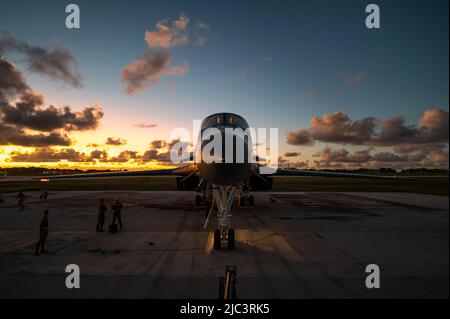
[0,191,448,298]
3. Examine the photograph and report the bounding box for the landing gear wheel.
[248,195,254,206]
[227,229,235,250]
[214,229,221,250]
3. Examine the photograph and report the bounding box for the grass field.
[0,176,448,196]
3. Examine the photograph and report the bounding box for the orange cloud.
[105,137,127,146]
[145,13,190,49]
[121,51,189,95]
[287,109,449,147]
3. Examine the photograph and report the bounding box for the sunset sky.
[0,0,448,170]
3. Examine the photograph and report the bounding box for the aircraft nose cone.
[198,162,250,185]
[197,126,253,185]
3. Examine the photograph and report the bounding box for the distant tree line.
[0,166,448,177]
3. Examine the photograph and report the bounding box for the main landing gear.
[204,185,237,250]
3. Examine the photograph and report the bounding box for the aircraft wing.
[271,169,403,179]
[33,168,179,181]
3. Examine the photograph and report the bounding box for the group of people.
[96,198,124,232]
[0,190,125,256]
[34,198,124,256]
[34,198,125,256]
[0,189,49,212]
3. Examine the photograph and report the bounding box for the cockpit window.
[202,115,223,128]
[226,114,248,128]
[201,113,248,129]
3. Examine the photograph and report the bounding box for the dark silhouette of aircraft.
[37,113,398,250]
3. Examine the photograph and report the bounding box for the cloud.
[312,145,448,170]
[284,151,301,157]
[418,108,449,142]
[144,14,211,48]
[392,143,448,166]
[106,150,140,163]
[122,13,209,94]
[429,149,449,164]
[0,56,103,147]
[134,122,157,128]
[8,148,92,163]
[0,33,82,87]
[151,138,186,150]
[286,129,315,146]
[194,21,212,46]
[149,139,166,149]
[121,50,189,95]
[3,137,191,166]
[172,13,190,31]
[0,96,103,132]
[89,149,108,160]
[141,138,189,163]
[394,143,447,154]
[291,161,309,168]
[105,137,127,146]
[314,146,373,163]
[0,56,29,101]
[0,123,72,147]
[141,149,171,162]
[277,156,288,165]
[144,13,190,49]
[286,109,449,147]
[345,72,367,86]
[7,148,143,164]
[278,160,309,169]
[371,152,406,163]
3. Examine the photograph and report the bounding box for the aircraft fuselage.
[196,113,255,186]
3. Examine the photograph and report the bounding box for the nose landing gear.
[213,228,235,250]
[204,185,237,250]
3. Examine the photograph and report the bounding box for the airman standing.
[34,210,49,256]
[16,191,25,212]
[96,198,107,232]
[111,198,123,230]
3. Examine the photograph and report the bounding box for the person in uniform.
[40,188,49,200]
[35,210,49,256]
[16,191,25,212]
[111,198,123,230]
[96,198,107,232]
